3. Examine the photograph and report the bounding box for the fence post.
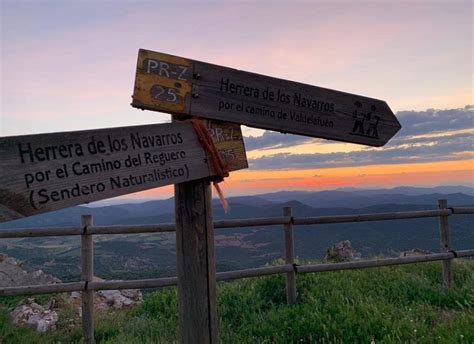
[81,214,94,344]
[283,207,297,304]
[175,179,218,343]
[438,199,452,289]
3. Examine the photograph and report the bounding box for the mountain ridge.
[1,186,472,281]
[1,186,472,229]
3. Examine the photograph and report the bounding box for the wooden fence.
[1,199,473,343]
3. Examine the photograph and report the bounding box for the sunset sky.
[1,0,472,200]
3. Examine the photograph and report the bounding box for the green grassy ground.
[1,261,473,343]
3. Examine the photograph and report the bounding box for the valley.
[1,186,473,281]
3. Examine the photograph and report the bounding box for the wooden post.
[81,214,94,344]
[175,179,218,343]
[438,199,452,288]
[283,207,297,304]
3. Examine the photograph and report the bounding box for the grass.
[1,260,473,343]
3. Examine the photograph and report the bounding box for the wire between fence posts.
[282,207,297,305]
[81,215,95,344]
[438,199,453,289]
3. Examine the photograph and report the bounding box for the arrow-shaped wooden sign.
[0,120,247,222]
[132,49,401,147]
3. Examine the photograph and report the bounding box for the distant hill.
[1,186,473,228]
[335,185,474,196]
[257,190,474,208]
[1,186,473,280]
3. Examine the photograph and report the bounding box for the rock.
[324,240,361,262]
[70,291,81,300]
[3,256,142,331]
[68,278,143,315]
[400,248,433,257]
[11,298,58,332]
[95,288,143,310]
[121,289,142,301]
[0,254,61,287]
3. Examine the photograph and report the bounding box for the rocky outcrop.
[68,277,143,315]
[9,283,142,332]
[0,254,61,287]
[11,298,59,332]
[400,248,433,257]
[324,240,361,263]
[2,255,143,332]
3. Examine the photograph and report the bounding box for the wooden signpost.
[132,49,401,147]
[0,48,402,344]
[0,120,247,222]
[130,48,402,344]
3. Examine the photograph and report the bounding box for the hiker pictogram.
[351,102,380,139]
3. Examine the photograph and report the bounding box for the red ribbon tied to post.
[189,118,230,213]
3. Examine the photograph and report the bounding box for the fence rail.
[1,200,473,343]
[0,208,470,239]
[2,250,474,297]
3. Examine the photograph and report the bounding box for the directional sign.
[0,120,247,222]
[132,49,401,147]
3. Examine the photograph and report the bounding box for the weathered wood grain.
[293,209,452,225]
[1,207,462,238]
[216,264,294,281]
[283,207,297,305]
[438,199,452,288]
[132,49,401,146]
[297,252,456,273]
[81,215,94,344]
[0,121,247,222]
[175,179,218,344]
[204,119,248,172]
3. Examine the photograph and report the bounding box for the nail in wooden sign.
[0,120,247,222]
[132,49,401,147]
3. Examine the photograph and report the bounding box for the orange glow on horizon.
[117,159,473,200]
[221,159,473,193]
[234,159,474,179]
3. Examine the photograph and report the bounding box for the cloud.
[395,106,474,138]
[243,106,473,152]
[244,131,313,151]
[249,129,473,169]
